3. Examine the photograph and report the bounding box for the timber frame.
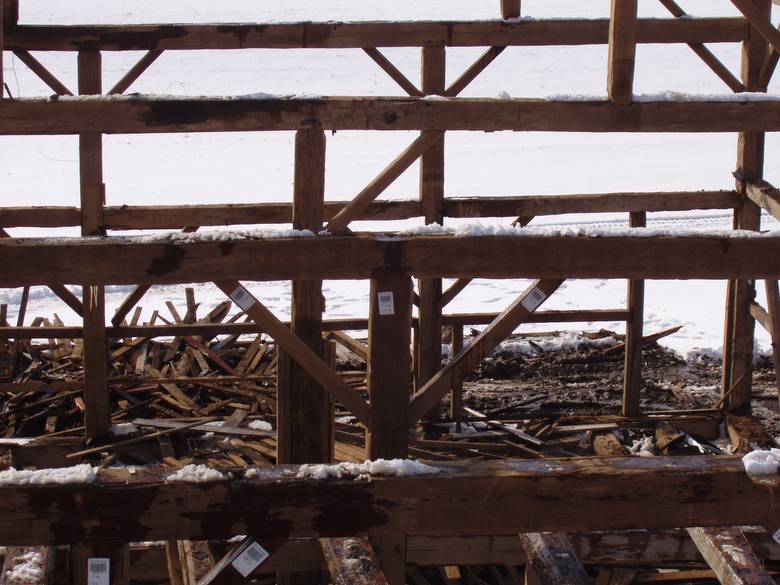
[2,0,780,583]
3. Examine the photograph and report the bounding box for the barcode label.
[378,291,395,315]
[87,558,110,585]
[230,285,256,312]
[520,287,547,312]
[773,528,780,546]
[231,541,270,577]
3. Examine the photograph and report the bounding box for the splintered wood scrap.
[132,418,274,439]
[319,537,390,585]
[602,325,683,355]
[463,406,544,448]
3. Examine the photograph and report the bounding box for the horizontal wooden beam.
[0,456,776,545]
[0,191,738,229]
[2,233,780,287]
[1,97,779,134]
[4,19,749,52]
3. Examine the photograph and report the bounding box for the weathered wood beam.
[686,526,775,585]
[608,0,638,105]
[759,47,779,89]
[763,280,780,397]
[70,542,129,585]
[107,49,163,95]
[500,0,521,19]
[623,212,646,418]
[214,280,370,425]
[441,279,472,307]
[518,533,588,585]
[4,19,750,52]
[363,48,421,97]
[319,538,389,585]
[6,234,780,287]
[2,97,780,134]
[730,0,780,55]
[47,284,84,317]
[746,180,780,221]
[1,457,779,545]
[657,0,744,93]
[409,279,563,423]
[449,325,464,424]
[13,49,74,95]
[444,46,505,97]
[326,132,439,232]
[0,547,54,585]
[111,285,150,327]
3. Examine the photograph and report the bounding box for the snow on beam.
[4,19,749,52]
[0,456,779,546]
[3,232,780,287]
[1,97,780,135]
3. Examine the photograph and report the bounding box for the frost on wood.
[166,464,225,483]
[742,449,780,487]
[0,464,97,486]
[293,458,443,481]
[4,551,44,584]
[248,420,273,431]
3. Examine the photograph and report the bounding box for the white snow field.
[2,1,779,357]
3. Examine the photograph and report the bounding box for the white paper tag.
[772,528,780,546]
[520,287,547,312]
[231,542,270,577]
[378,291,395,315]
[230,285,256,312]
[87,558,110,585]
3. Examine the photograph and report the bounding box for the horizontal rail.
[0,456,772,545]
[0,309,630,340]
[4,18,750,51]
[1,97,779,134]
[0,191,739,229]
[2,233,780,286]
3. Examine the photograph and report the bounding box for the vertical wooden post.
[417,46,445,420]
[78,50,109,439]
[622,211,645,417]
[723,0,770,411]
[500,0,521,19]
[449,325,464,427]
[764,280,780,400]
[0,0,4,100]
[607,0,638,105]
[277,128,331,465]
[367,267,413,585]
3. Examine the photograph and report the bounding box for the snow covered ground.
[2,0,780,357]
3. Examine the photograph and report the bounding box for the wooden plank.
[363,48,421,96]
[500,0,521,19]
[319,538,390,585]
[623,211,646,417]
[82,284,109,439]
[417,45,446,403]
[326,132,439,232]
[327,331,368,361]
[442,279,472,307]
[47,284,84,317]
[0,547,54,585]
[686,526,775,585]
[111,285,151,326]
[367,269,413,460]
[746,180,780,221]
[445,47,505,97]
[3,456,780,545]
[3,97,780,135]
[8,234,780,287]
[277,128,332,465]
[4,19,750,52]
[13,50,74,95]
[607,0,638,105]
[409,279,563,423]
[215,280,370,425]
[724,0,771,412]
[0,191,739,230]
[107,49,163,95]
[77,50,105,236]
[518,533,588,585]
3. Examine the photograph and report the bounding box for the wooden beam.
[608,0,638,105]
[449,325,464,425]
[3,457,780,545]
[77,50,105,237]
[500,0,521,19]
[47,284,84,317]
[687,526,775,585]
[319,538,389,585]
[623,211,646,418]
[277,128,332,465]
[764,280,780,398]
[82,284,109,439]
[445,47,505,97]
[730,0,780,55]
[441,279,472,307]
[13,50,74,95]
[518,533,588,585]
[746,180,780,221]
[1,547,54,585]
[3,97,780,134]
[367,269,413,460]
[657,0,744,93]
[111,285,150,327]
[724,0,771,412]
[363,48,421,96]
[326,132,439,232]
[4,19,750,52]
[409,279,563,423]
[214,280,370,425]
[0,1,4,100]
[107,49,163,95]
[7,234,780,287]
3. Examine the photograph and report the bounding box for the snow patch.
[629,437,655,457]
[4,551,45,584]
[0,464,97,486]
[496,332,618,356]
[742,449,780,486]
[248,420,273,431]
[110,422,138,436]
[294,459,442,481]
[166,464,225,483]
